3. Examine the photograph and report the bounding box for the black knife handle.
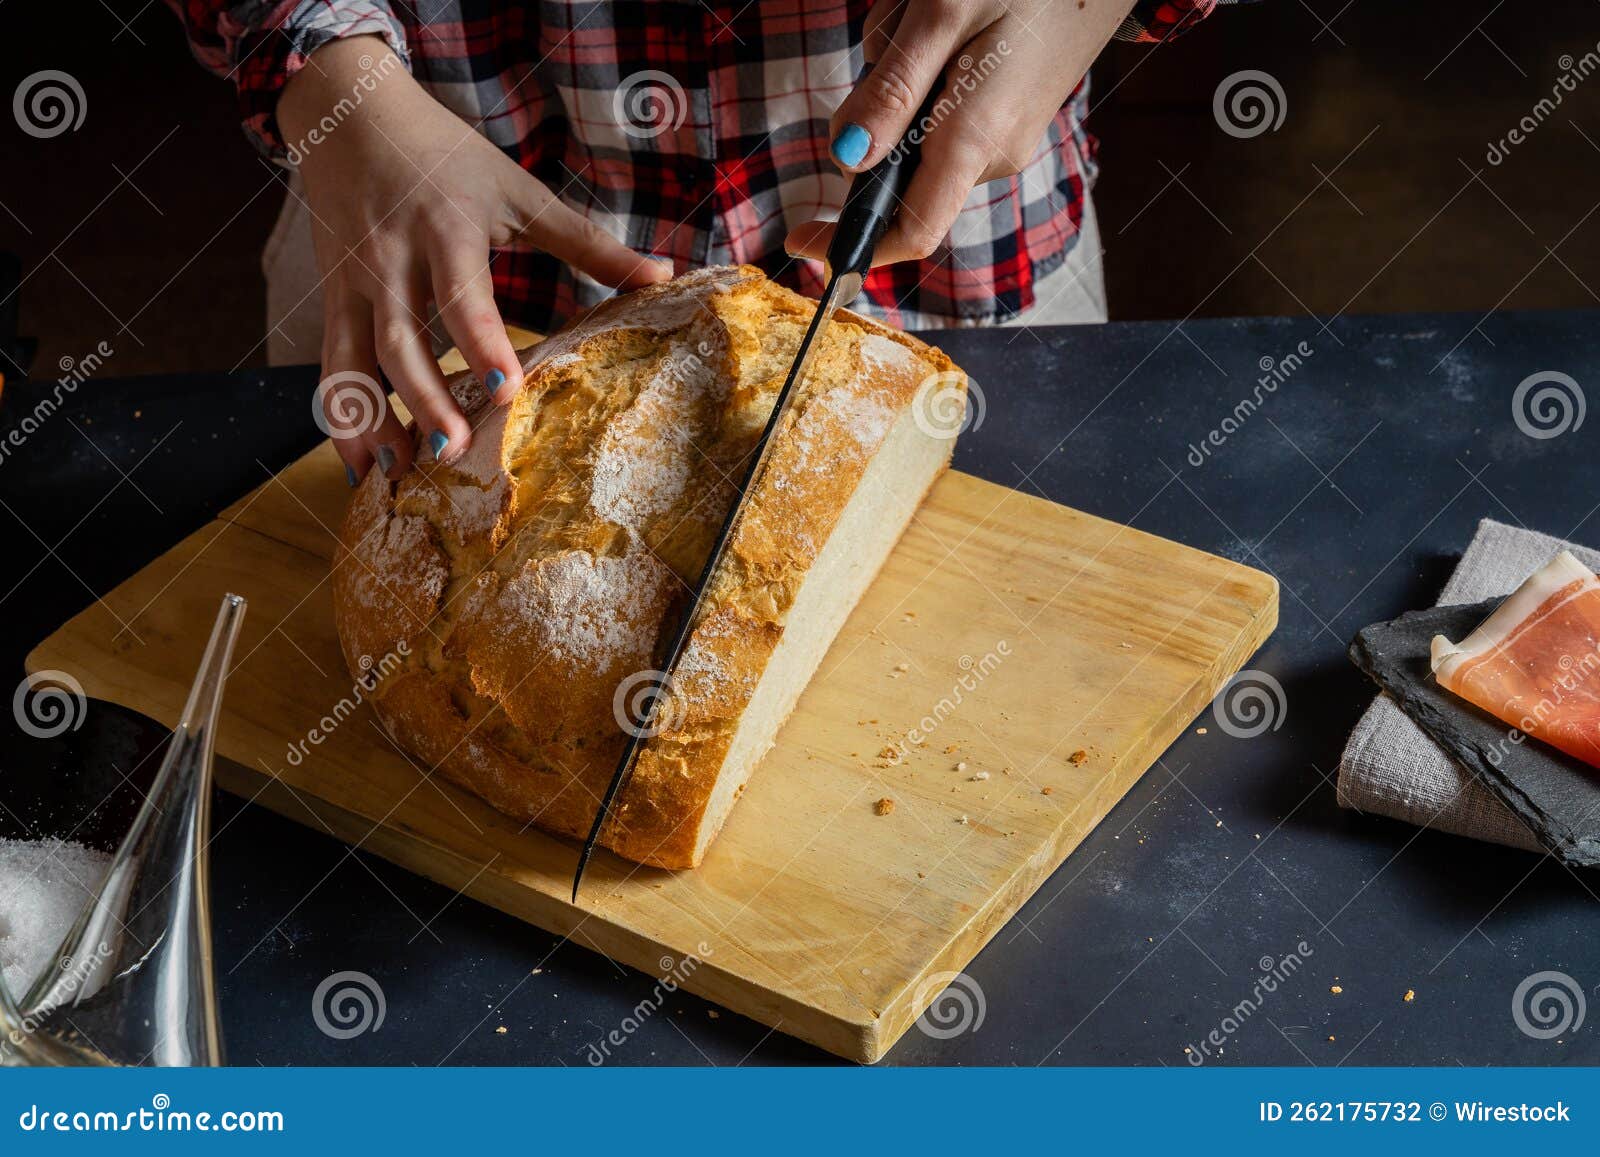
[826,89,943,278]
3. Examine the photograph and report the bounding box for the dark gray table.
[3,311,1597,1066]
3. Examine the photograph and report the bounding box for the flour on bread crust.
[332,265,961,868]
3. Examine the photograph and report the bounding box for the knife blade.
[572,91,941,901]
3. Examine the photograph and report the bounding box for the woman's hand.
[279,36,670,482]
[785,0,1133,268]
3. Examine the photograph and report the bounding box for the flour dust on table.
[0,838,111,998]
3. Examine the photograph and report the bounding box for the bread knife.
[573,93,941,900]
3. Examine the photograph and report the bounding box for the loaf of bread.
[332,265,966,869]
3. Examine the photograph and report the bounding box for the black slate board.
[1349,599,1600,868]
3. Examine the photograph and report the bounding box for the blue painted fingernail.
[345,464,360,489]
[429,430,449,460]
[375,444,397,477]
[831,123,870,168]
[485,368,507,397]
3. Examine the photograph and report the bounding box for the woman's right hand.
[277,36,670,483]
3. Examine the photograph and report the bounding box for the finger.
[827,3,972,172]
[862,0,902,60]
[494,170,672,290]
[370,281,471,472]
[783,116,988,269]
[426,230,524,408]
[869,124,989,267]
[782,219,833,263]
[318,289,402,486]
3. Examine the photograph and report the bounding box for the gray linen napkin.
[1337,518,1600,852]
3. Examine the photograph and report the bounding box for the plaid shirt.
[170,0,1223,331]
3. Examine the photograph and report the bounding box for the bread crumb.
[874,797,895,816]
[1328,1035,1336,1042]
[889,662,909,678]
[969,771,989,782]
[1041,786,1054,796]
[1403,988,1415,1003]
[708,1009,720,1019]
[956,815,969,825]
[531,968,543,975]
[916,871,927,879]
[955,761,968,772]
[1330,985,1343,995]
[495,1026,507,1034]
[1068,750,1087,765]
[1197,727,1208,735]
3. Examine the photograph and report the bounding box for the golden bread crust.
[332,265,961,868]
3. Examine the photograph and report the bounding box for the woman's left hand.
[785,0,1134,268]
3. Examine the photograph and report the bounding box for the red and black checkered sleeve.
[164,0,409,157]
[1118,0,1246,42]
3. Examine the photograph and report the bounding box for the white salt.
[0,838,112,998]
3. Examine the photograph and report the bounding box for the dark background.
[2,0,1600,1069]
[2,0,1599,374]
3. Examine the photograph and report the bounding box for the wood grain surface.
[29,433,1276,1061]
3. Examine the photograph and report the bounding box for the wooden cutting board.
[28,437,1276,1061]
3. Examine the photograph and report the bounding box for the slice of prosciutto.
[1430,551,1600,768]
